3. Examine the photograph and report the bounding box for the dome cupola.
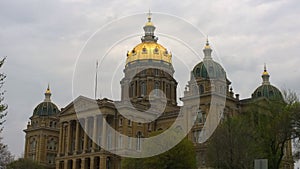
[192,39,226,80]
[33,85,60,117]
[252,64,283,100]
[126,11,172,65]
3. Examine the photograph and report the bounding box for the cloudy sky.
[1,0,300,166]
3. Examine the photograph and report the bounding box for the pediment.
[60,95,98,116]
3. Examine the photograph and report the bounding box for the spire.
[262,64,270,85]
[141,10,158,42]
[147,9,152,23]
[44,84,52,102]
[203,37,212,60]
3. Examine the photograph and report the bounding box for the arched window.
[30,138,37,151]
[136,131,142,151]
[140,82,146,96]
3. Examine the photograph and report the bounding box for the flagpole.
[94,60,98,99]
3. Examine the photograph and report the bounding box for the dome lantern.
[203,38,212,60]
[262,63,270,85]
[141,10,158,43]
[44,84,51,102]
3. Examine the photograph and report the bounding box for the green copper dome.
[33,86,60,116]
[251,65,283,100]
[192,39,226,79]
[252,84,283,100]
[192,60,226,79]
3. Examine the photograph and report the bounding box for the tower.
[24,85,60,168]
[181,40,240,167]
[120,12,177,108]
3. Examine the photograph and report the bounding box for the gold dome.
[126,42,172,64]
[262,71,269,75]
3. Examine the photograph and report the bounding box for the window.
[118,136,123,148]
[199,85,204,94]
[154,82,160,96]
[129,83,134,97]
[47,138,56,150]
[119,118,123,126]
[148,123,152,131]
[196,68,201,76]
[196,110,206,124]
[140,82,146,96]
[128,137,132,149]
[128,120,132,127]
[136,132,142,151]
[30,138,37,151]
[166,84,170,98]
[142,47,147,53]
[154,69,159,76]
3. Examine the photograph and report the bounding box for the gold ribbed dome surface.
[126,42,172,64]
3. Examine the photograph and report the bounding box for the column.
[81,158,86,169]
[83,118,88,152]
[92,116,98,152]
[100,156,107,169]
[90,156,95,169]
[56,161,60,169]
[24,136,29,158]
[72,159,77,169]
[101,115,107,150]
[66,121,72,155]
[58,123,63,156]
[64,160,68,169]
[74,120,80,155]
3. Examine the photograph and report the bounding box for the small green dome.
[33,101,59,116]
[192,39,226,79]
[192,60,226,79]
[252,84,283,100]
[252,65,283,101]
[33,85,60,116]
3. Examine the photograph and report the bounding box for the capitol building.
[23,14,294,169]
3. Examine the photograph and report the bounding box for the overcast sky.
[1,0,300,167]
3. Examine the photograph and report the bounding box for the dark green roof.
[33,101,59,116]
[252,84,283,100]
[192,60,226,79]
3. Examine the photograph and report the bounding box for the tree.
[122,135,197,169]
[6,158,45,169]
[0,137,14,169]
[206,115,258,169]
[0,57,11,169]
[207,90,300,169]
[0,57,7,131]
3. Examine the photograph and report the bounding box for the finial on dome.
[44,84,52,102]
[203,37,212,60]
[262,64,270,85]
[147,9,152,22]
[263,63,269,75]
